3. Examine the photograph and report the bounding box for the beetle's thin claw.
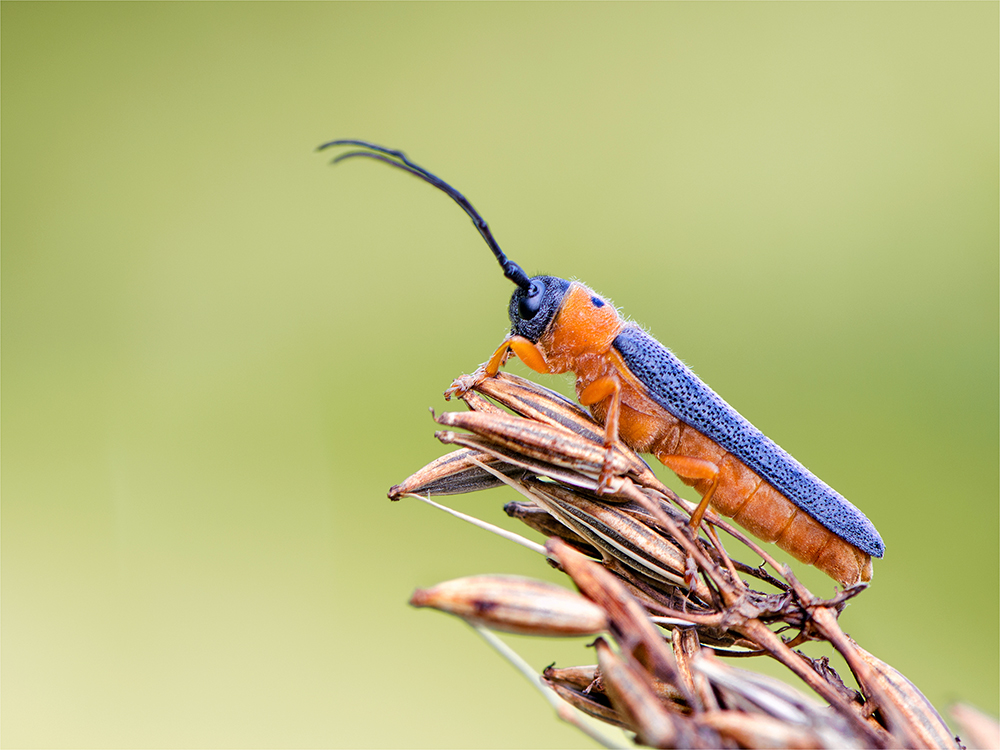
[444,368,489,401]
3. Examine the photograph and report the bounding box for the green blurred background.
[3,3,997,747]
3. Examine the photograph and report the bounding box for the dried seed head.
[390,372,946,750]
[409,575,607,637]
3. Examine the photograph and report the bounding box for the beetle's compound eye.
[518,279,545,320]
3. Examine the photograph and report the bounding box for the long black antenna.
[317,139,530,290]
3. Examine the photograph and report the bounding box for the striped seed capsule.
[409,575,607,637]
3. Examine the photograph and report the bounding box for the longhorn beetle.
[319,139,885,587]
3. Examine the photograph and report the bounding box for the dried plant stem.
[472,625,629,750]
[406,492,547,555]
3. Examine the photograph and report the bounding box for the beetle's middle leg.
[578,375,622,493]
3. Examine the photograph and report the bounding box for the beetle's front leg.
[444,336,551,400]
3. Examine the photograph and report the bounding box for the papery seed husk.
[388,448,524,499]
[694,654,818,724]
[595,638,709,749]
[475,373,595,428]
[543,679,628,729]
[548,539,690,697]
[409,575,607,637]
[534,489,686,586]
[436,410,636,478]
[673,628,718,712]
[531,482,716,603]
[456,389,509,416]
[849,641,961,749]
[543,664,600,691]
[434,429,623,497]
[473,373,654,477]
[692,654,865,749]
[596,638,678,747]
[695,711,823,750]
[544,664,689,710]
[503,501,600,556]
[950,703,999,750]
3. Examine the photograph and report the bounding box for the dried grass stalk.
[391,372,980,749]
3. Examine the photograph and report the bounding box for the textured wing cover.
[613,326,884,557]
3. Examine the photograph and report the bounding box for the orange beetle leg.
[578,375,621,493]
[659,455,720,530]
[504,336,550,374]
[444,336,550,400]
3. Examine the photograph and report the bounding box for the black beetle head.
[508,276,570,343]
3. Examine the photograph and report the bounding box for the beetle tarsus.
[595,446,617,495]
[444,366,491,401]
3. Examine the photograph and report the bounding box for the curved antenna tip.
[319,140,529,287]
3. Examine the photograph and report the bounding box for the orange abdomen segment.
[780,509,873,584]
[588,368,873,587]
[679,464,872,587]
[644,424,872,587]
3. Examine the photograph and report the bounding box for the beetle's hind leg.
[656,455,720,530]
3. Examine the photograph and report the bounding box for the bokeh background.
[3,3,997,748]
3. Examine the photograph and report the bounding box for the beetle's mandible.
[320,139,885,588]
